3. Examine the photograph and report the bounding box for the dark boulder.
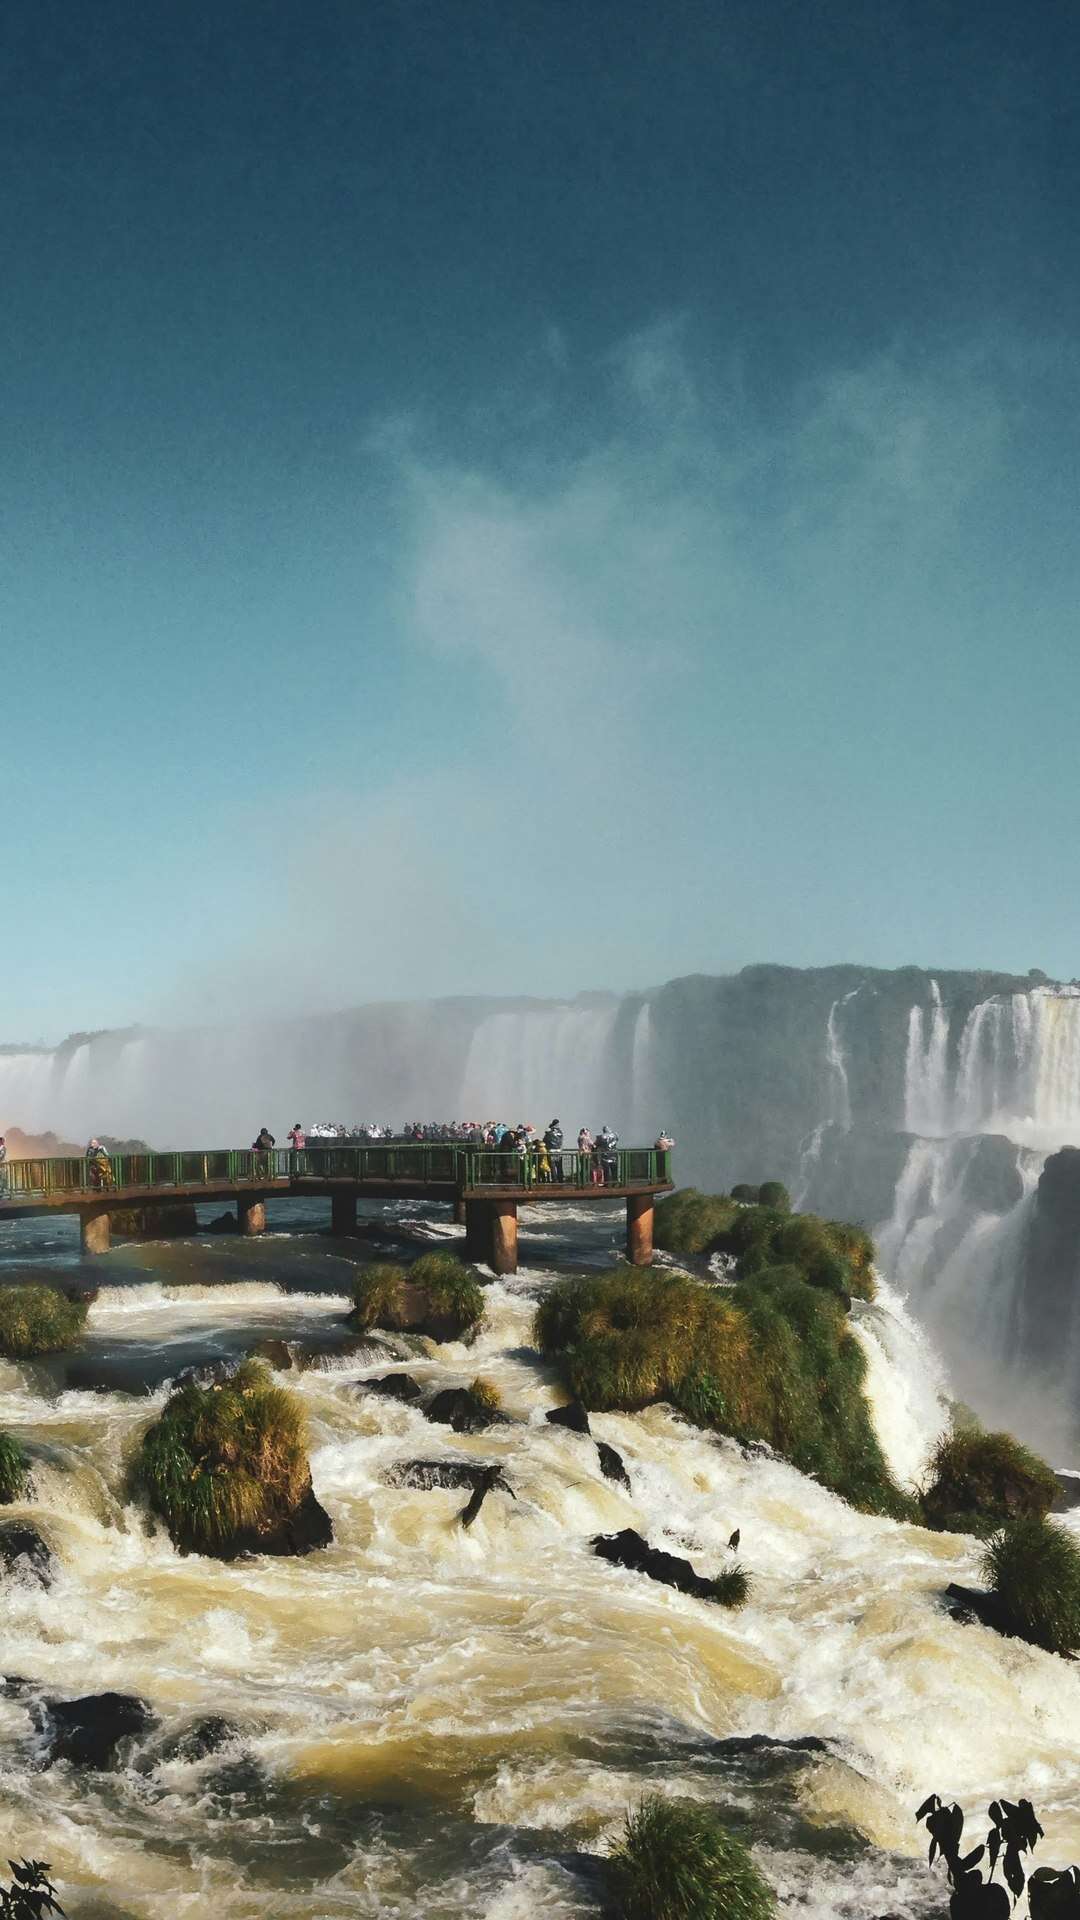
[592,1528,725,1603]
[225,1482,333,1560]
[943,1582,1020,1638]
[250,1339,294,1372]
[459,1465,515,1530]
[1053,1471,1080,1514]
[362,1373,423,1403]
[153,1716,242,1765]
[596,1441,630,1490]
[388,1459,501,1494]
[0,1522,55,1589]
[34,1691,158,1769]
[2,1676,35,1699]
[710,1733,828,1756]
[425,1387,508,1434]
[546,1400,591,1435]
[206,1211,239,1234]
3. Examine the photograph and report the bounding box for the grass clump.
[655,1188,877,1303]
[535,1266,911,1517]
[608,1795,775,1920]
[711,1564,750,1609]
[654,1190,739,1256]
[468,1376,503,1412]
[138,1359,311,1555]
[350,1254,485,1340]
[921,1429,1058,1536]
[0,1430,29,1504]
[350,1263,407,1331]
[982,1516,1080,1655]
[0,1286,88,1358]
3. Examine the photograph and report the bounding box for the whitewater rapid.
[0,1209,1077,1916]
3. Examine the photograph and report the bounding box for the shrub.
[408,1254,485,1335]
[655,1192,877,1302]
[0,1858,65,1918]
[982,1517,1080,1656]
[757,1181,791,1213]
[710,1564,750,1609]
[350,1263,407,1331]
[654,1190,739,1256]
[468,1377,502,1412]
[138,1360,312,1555]
[0,1431,29,1505]
[608,1796,775,1920]
[921,1430,1058,1536]
[350,1255,485,1340]
[535,1266,911,1517]
[0,1287,88,1358]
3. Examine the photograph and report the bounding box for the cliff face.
[4,962,1080,1449]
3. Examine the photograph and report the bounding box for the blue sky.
[4,0,1080,1040]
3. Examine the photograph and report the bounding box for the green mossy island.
[0,1285,88,1358]
[138,1359,331,1559]
[921,1429,1059,1537]
[351,1254,485,1342]
[608,1796,776,1920]
[654,1187,876,1303]
[982,1517,1080,1656]
[0,1431,29,1505]
[535,1265,912,1517]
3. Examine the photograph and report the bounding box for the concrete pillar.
[626,1193,654,1267]
[452,1194,467,1226]
[464,1200,491,1265]
[489,1200,518,1277]
[331,1191,356,1236]
[80,1207,112,1255]
[238,1197,267,1237]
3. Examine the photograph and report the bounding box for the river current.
[1,1200,1079,1918]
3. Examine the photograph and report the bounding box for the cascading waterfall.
[903,980,951,1135]
[457,1002,620,1127]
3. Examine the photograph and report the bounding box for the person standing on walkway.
[544,1119,564,1184]
[598,1124,619,1187]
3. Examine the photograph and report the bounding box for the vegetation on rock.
[653,1188,876,1303]
[608,1796,775,1920]
[138,1360,318,1556]
[351,1254,485,1340]
[468,1376,503,1412]
[981,1517,1080,1656]
[0,1431,29,1505]
[535,1266,911,1516]
[921,1430,1058,1537]
[0,1287,88,1358]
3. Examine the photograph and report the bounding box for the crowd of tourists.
[263,1120,674,1186]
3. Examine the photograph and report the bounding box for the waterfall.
[457,1002,620,1128]
[903,980,951,1135]
[825,991,856,1128]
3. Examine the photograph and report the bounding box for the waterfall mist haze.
[9,963,1080,1461]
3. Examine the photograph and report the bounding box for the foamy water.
[0,1212,1076,1915]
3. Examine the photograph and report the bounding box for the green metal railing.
[0,1143,670,1203]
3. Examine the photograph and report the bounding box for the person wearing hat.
[544,1119,564,1184]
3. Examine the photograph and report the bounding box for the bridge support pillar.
[331,1192,356,1236]
[489,1201,518,1277]
[238,1197,267,1237]
[464,1200,491,1265]
[80,1207,111,1256]
[626,1193,654,1267]
[452,1194,467,1226]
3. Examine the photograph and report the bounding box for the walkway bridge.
[0,1145,673,1274]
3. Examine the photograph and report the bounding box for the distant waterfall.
[457,1002,621,1130]
[825,991,857,1128]
[903,980,951,1135]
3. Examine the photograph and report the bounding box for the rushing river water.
[1,1200,1079,1918]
